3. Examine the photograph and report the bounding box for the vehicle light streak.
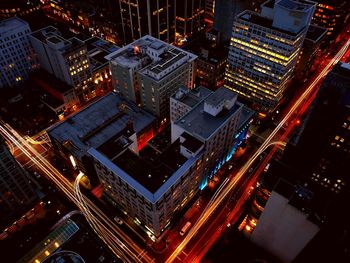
[0,120,154,263]
[166,39,350,263]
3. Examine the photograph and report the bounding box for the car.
[114,216,123,225]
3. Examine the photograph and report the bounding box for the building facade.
[170,86,212,122]
[0,136,38,226]
[225,0,315,112]
[312,0,350,39]
[29,26,94,102]
[87,87,253,238]
[172,87,254,188]
[84,37,120,97]
[107,35,197,122]
[241,62,350,263]
[0,17,38,88]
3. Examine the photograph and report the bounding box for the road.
[0,120,154,263]
[165,38,350,263]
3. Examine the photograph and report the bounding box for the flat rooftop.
[238,10,303,36]
[106,35,196,79]
[171,86,212,108]
[176,88,249,140]
[31,27,85,54]
[111,139,188,193]
[48,93,155,157]
[277,0,312,11]
[305,25,328,43]
[205,87,237,107]
[0,17,29,35]
[144,48,186,75]
[105,36,154,68]
[85,37,120,71]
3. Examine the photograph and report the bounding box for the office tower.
[175,0,205,45]
[87,87,252,237]
[29,26,94,102]
[47,93,156,184]
[0,136,38,225]
[242,62,350,262]
[45,0,121,44]
[205,0,215,25]
[312,0,350,38]
[225,0,316,113]
[107,35,197,122]
[119,0,205,45]
[187,30,228,89]
[0,17,38,88]
[172,87,254,188]
[294,25,327,80]
[119,0,176,44]
[213,0,250,41]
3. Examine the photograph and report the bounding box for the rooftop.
[30,26,85,54]
[111,140,188,193]
[205,87,237,107]
[85,37,119,71]
[105,36,155,69]
[88,132,203,202]
[0,17,29,35]
[106,35,196,80]
[48,93,155,157]
[238,10,304,36]
[175,88,253,140]
[305,24,328,43]
[277,0,313,11]
[171,86,213,108]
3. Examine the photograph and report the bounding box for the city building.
[47,92,156,184]
[44,0,121,44]
[119,0,175,44]
[175,0,205,46]
[205,0,215,26]
[294,24,327,80]
[241,62,350,263]
[84,37,120,96]
[0,136,38,226]
[225,0,316,113]
[249,180,320,263]
[18,219,80,263]
[29,26,94,103]
[89,127,203,239]
[88,87,253,237]
[0,0,42,19]
[0,17,39,88]
[186,30,228,89]
[107,35,197,123]
[213,0,250,41]
[30,69,77,116]
[172,87,255,188]
[312,0,350,38]
[170,86,212,122]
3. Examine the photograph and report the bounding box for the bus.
[180,221,192,236]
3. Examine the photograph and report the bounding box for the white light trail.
[166,39,350,263]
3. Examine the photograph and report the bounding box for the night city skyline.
[0,1,350,263]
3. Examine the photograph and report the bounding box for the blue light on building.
[199,121,251,190]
